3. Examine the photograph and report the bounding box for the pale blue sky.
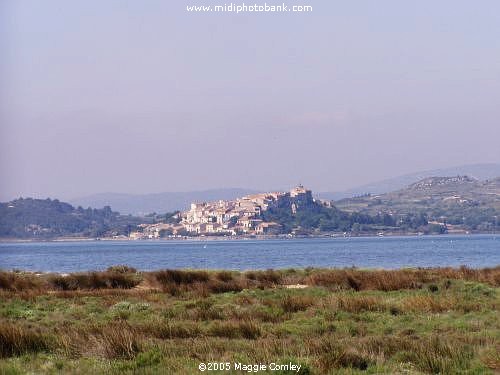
[1,1,499,200]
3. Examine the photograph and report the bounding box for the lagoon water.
[0,235,499,273]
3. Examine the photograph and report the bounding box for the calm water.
[0,235,499,272]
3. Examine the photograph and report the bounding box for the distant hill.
[318,163,500,200]
[3,175,499,238]
[70,164,500,214]
[0,191,437,239]
[70,188,261,215]
[0,198,145,239]
[335,176,500,231]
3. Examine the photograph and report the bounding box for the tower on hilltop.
[290,184,310,198]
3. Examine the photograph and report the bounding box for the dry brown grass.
[310,334,474,373]
[305,266,500,291]
[0,271,45,292]
[1,266,498,297]
[147,269,248,296]
[139,321,202,339]
[479,346,500,370]
[208,320,261,339]
[406,335,473,374]
[401,295,456,313]
[312,337,373,371]
[152,269,210,285]
[93,324,142,359]
[186,300,225,321]
[215,270,234,282]
[280,294,315,313]
[57,322,143,359]
[147,268,292,296]
[245,269,283,286]
[0,322,53,358]
[51,288,150,298]
[437,265,500,286]
[306,269,426,291]
[332,295,387,313]
[48,271,140,291]
[0,265,496,373]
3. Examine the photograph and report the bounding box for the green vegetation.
[262,202,430,234]
[0,198,146,238]
[2,175,499,238]
[336,176,500,233]
[0,266,499,374]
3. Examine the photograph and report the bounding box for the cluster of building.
[129,185,313,239]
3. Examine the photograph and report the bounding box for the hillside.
[3,176,500,239]
[318,163,500,200]
[0,198,145,239]
[68,164,500,214]
[335,176,500,231]
[159,186,439,237]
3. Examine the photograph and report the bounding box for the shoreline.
[4,260,500,276]
[1,231,498,244]
[3,264,500,276]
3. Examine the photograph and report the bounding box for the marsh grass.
[48,271,140,291]
[0,266,498,374]
[0,271,44,292]
[142,321,202,339]
[1,266,498,296]
[0,322,53,357]
[208,320,261,339]
[331,294,386,313]
[306,266,500,291]
[281,294,315,313]
[94,324,143,359]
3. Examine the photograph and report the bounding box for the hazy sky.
[1,0,499,201]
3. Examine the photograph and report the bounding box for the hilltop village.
[130,186,317,239]
[2,176,498,240]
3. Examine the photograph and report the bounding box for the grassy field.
[0,266,499,374]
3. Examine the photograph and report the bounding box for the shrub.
[207,279,245,294]
[153,270,210,285]
[428,284,439,292]
[215,271,234,282]
[0,272,44,292]
[150,270,247,295]
[106,272,141,289]
[389,305,401,315]
[106,265,137,273]
[245,270,282,287]
[48,272,140,290]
